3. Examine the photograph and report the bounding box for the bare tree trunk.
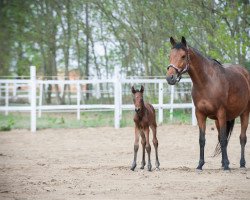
[60,0,72,104]
[85,3,90,100]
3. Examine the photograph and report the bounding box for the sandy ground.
[0,124,250,200]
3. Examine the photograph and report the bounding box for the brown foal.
[130,85,160,171]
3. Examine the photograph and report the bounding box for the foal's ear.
[170,37,176,47]
[131,86,136,94]
[140,85,144,93]
[181,36,187,47]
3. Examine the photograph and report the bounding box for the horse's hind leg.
[131,127,139,171]
[218,110,230,170]
[140,131,146,169]
[215,120,224,167]
[145,127,152,171]
[240,111,249,168]
[151,125,160,169]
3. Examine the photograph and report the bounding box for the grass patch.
[0,109,194,130]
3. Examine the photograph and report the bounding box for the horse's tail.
[212,119,235,157]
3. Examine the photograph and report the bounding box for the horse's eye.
[181,55,186,59]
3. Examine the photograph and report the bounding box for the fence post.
[0,84,1,103]
[114,66,121,129]
[5,83,9,116]
[13,82,17,97]
[30,66,36,133]
[38,83,43,118]
[158,82,163,125]
[170,85,174,121]
[119,80,122,121]
[77,82,81,120]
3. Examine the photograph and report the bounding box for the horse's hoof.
[140,166,144,170]
[196,165,203,171]
[155,167,160,171]
[147,165,152,172]
[196,168,203,173]
[223,166,230,171]
[240,165,246,168]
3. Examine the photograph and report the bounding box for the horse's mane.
[173,43,222,65]
[189,46,224,68]
[212,59,222,66]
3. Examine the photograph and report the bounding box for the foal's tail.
[212,119,235,157]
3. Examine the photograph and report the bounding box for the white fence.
[0,66,196,132]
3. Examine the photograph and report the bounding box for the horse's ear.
[131,86,136,94]
[181,36,187,47]
[140,85,144,93]
[170,37,176,47]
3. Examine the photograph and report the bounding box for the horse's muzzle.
[166,75,177,85]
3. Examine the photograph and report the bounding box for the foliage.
[0,116,14,131]
[0,111,193,130]
[0,0,249,78]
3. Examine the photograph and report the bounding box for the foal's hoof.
[240,160,246,168]
[147,164,152,171]
[155,161,160,169]
[155,167,160,171]
[130,163,137,171]
[140,161,146,169]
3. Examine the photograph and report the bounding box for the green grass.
[0,109,194,130]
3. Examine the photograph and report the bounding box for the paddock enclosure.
[0,66,196,132]
[1,125,250,199]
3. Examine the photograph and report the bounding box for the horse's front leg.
[196,110,207,170]
[145,127,152,171]
[131,127,139,171]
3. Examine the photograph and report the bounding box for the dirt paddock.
[0,124,250,199]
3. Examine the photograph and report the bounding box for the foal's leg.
[196,110,206,170]
[145,127,152,171]
[139,130,146,169]
[150,125,160,169]
[218,110,230,170]
[131,127,139,171]
[239,111,249,168]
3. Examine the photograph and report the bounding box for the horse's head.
[166,36,190,85]
[131,85,144,113]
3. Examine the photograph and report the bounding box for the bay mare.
[166,36,250,170]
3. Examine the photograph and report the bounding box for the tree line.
[0,0,249,79]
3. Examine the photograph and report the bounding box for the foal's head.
[131,85,144,113]
[166,36,190,85]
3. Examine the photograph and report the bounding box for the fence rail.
[0,66,197,132]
